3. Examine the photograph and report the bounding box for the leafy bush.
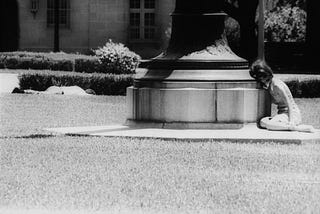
[29,57,51,70]
[74,57,102,73]
[18,71,134,95]
[0,55,5,68]
[0,52,74,71]
[265,6,306,42]
[273,0,306,10]
[94,40,141,74]
[48,59,73,71]
[17,69,320,97]
[2,55,20,69]
[1,49,141,74]
[286,79,320,98]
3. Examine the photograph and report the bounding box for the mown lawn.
[1,94,320,213]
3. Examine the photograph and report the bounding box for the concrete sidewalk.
[46,124,320,144]
[0,73,19,93]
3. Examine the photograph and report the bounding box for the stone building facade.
[16,0,175,58]
[3,0,296,58]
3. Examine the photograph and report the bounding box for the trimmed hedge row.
[74,58,102,73]
[286,79,320,98]
[0,52,103,73]
[18,71,133,96]
[1,46,141,74]
[0,55,74,71]
[17,71,320,97]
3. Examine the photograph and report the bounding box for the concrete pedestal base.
[126,77,271,129]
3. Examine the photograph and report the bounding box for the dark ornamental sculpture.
[146,0,247,71]
[126,0,271,129]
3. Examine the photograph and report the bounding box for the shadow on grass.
[0,132,307,145]
[1,134,56,139]
[65,133,92,137]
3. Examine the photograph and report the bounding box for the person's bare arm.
[275,79,298,124]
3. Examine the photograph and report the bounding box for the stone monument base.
[126,69,271,129]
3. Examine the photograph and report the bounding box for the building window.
[130,13,140,39]
[144,13,155,39]
[47,0,70,28]
[130,0,140,9]
[129,0,156,41]
[144,0,155,9]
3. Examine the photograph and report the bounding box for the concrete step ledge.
[45,124,320,144]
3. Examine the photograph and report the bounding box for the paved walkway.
[46,124,320,144]
[0,73,19,93]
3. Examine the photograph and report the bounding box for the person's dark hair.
[249,59,274,80]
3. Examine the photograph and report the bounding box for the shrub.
[1,50,141,74]
[286,79,320,98]
[273,0,306,10]
[286,79,302,97]
[19,72,54,91]
[29,57,51,70]
[265,6,306,42]
[3,55,20,69]
[19,71,134,95]
[0,55,5,69]
[0,53,73,71]
[3,55,51,70]
[299,80,320,98]
[94,40,141,74]
[74,57,102,73]
[48,59,73,71]
[0,52,78,72]
[15,69,320,97]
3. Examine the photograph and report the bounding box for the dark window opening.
[130,0,140,9]
[144,0,155,9]
[129,0,156,41]
[47,0,70,28]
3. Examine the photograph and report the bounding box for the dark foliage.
[49,59,73,71]
[0,55,5,68]
[275,0,306,9]
[17,70,320,97]
[0,51,139,74]
[74,58,102,73]
[18,71,134,96]
[286,79,320,98]
[1,54,73,71]
[94,40,141,74]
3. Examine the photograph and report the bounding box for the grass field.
[1,94,320,213]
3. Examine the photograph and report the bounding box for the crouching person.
[250,59,315,133]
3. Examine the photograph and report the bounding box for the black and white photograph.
[1,0,320,213]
